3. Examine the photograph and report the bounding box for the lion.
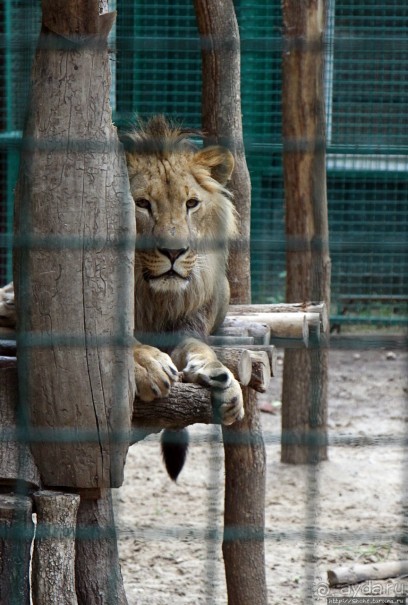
[0,115,244,480]
[121,116,244,478]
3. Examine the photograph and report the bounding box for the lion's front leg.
[134,344,179,402]
[171,337,245,425]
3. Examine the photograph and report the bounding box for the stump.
[32,491,80,605]
[0,494,34,605]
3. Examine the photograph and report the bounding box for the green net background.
[0,0,407,325]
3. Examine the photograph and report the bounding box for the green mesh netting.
[0,0,407,323]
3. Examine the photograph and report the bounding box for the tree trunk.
[75,490,128,605]
[193,0,251,304]
[13,0,136,488]
[281,0,331,464]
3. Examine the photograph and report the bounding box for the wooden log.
[208,335,254,346]
[13,1,136,488]
[281,0,330,464]
[222,387,267,605]
[306,312,321,345]
[75,489,128,605]
[328,561,408,587]
[0,494,34,605]
[213,347,271,392]
[193,0,251,304]
[247,351,271,393]
[229,302,328,333]
[0,362,41,489]
[220,320,311,349]
[32,491,80,605]
[242,345,277,377]
[210,347,252,386]
[132,383,213,441]
[226,313,309,347]
[216,322,271,345]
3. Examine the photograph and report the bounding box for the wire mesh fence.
[1,0,407,323]
[0,1,407,604]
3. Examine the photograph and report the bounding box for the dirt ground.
[114,342,408,605]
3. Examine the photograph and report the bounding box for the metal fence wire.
[1,0,407,324]
[0,1,407,604]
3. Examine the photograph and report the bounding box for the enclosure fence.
[1,0,407,325]
[0,1,407,604]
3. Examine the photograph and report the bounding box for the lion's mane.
[121,116,237,342]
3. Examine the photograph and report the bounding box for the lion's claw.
[134,345,179,402]
[183,359,244,425]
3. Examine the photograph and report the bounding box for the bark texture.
[75,490,128,605]
[328,561,408,587]
[0,495,34,605]
[222,387,267,605]
[0,363,40,489]
[32,491,80,605]
[281,0,331,464]
[13,0,135,488]
[193,4,266,601]
[193,0,251,304]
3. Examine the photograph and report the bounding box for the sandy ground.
[114,344,408,604]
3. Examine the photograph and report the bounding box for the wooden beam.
[226,313,310,347]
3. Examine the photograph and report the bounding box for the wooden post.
[32,491,80,605]
[193,2,266,603]
[0,495,34,605]
[75,490,128,605]
[193,0,251,304]
[281,0,331,464]
[222,388,267,605]
[13,0,136,488]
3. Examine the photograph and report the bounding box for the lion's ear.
[193,146,235,185]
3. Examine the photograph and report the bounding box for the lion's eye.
[186,198,200,210]
[135,198,151,211]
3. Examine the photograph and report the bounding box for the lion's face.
[126,137,236,296]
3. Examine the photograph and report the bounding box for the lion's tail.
[161,428,189,481]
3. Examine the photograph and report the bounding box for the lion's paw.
[134,344,179,402]
[184,359,244,425]
[212,378,245,425]
[0,282,16,328]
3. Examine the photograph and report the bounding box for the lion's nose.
[158,247,189,263]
